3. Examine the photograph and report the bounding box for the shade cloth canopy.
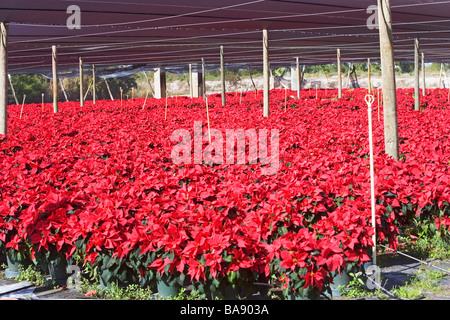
[1,0,450,75]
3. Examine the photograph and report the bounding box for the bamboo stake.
[377,88,380,122]
[7,74,18,105]
[239,86,242,105]
[142,90,149,110]
[284,87,287,112]
[19,95,26,119]
[84,79,93,102]
[206,95,211,144]
[41,93,44,111]
[164,89,168,121]
[104,78,114,100]
[59,78,69,102]
[120,87,123,108]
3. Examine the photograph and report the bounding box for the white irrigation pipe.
[379,244,450,276]
[365,94,377,266]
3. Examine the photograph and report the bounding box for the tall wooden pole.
[263,29,270,117]
[52,45,58,113]
[421,52,426,96]
[414,38,420,111]
[220,46,226,106]
[79,57,84,107]
[378,0,399,159]
[92,64,96,104]
[0,22,7,137]
[337,48,342,98]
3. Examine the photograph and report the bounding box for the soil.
[1,253,449,300]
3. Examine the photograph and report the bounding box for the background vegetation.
[7,62,446,104]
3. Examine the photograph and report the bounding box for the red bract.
[0,88,449,296]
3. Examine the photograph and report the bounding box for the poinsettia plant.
[0,87,449,297]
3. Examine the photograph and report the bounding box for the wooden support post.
[337,48,342,98]
[414,38,420,111]
[92,65,96,104]
[220,46,226,106]
[79,57,84,107]
[263,28,270,117]
[421,52,426,96]
[378,0,399,159]
[7,74,18,105]
[191,65,203,98]
[368,58,372,93]
[0,22,7,137]
[52,45,58,113]
[154,68,166,99]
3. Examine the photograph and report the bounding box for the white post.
[52,45,58,113]
[414,38,420,111]
[92,64,96,104]
[189,64,193,98]
[365,94,377,267]
[79,57,84,107]
[0,22,7,137]
[337,49,342,98]
[201,58,206,98]
[421,52,426,96]
[296,57,301,98]
[263,28,270,117]
[220,46,226,106]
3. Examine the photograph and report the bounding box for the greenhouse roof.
[1,0,450,74]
